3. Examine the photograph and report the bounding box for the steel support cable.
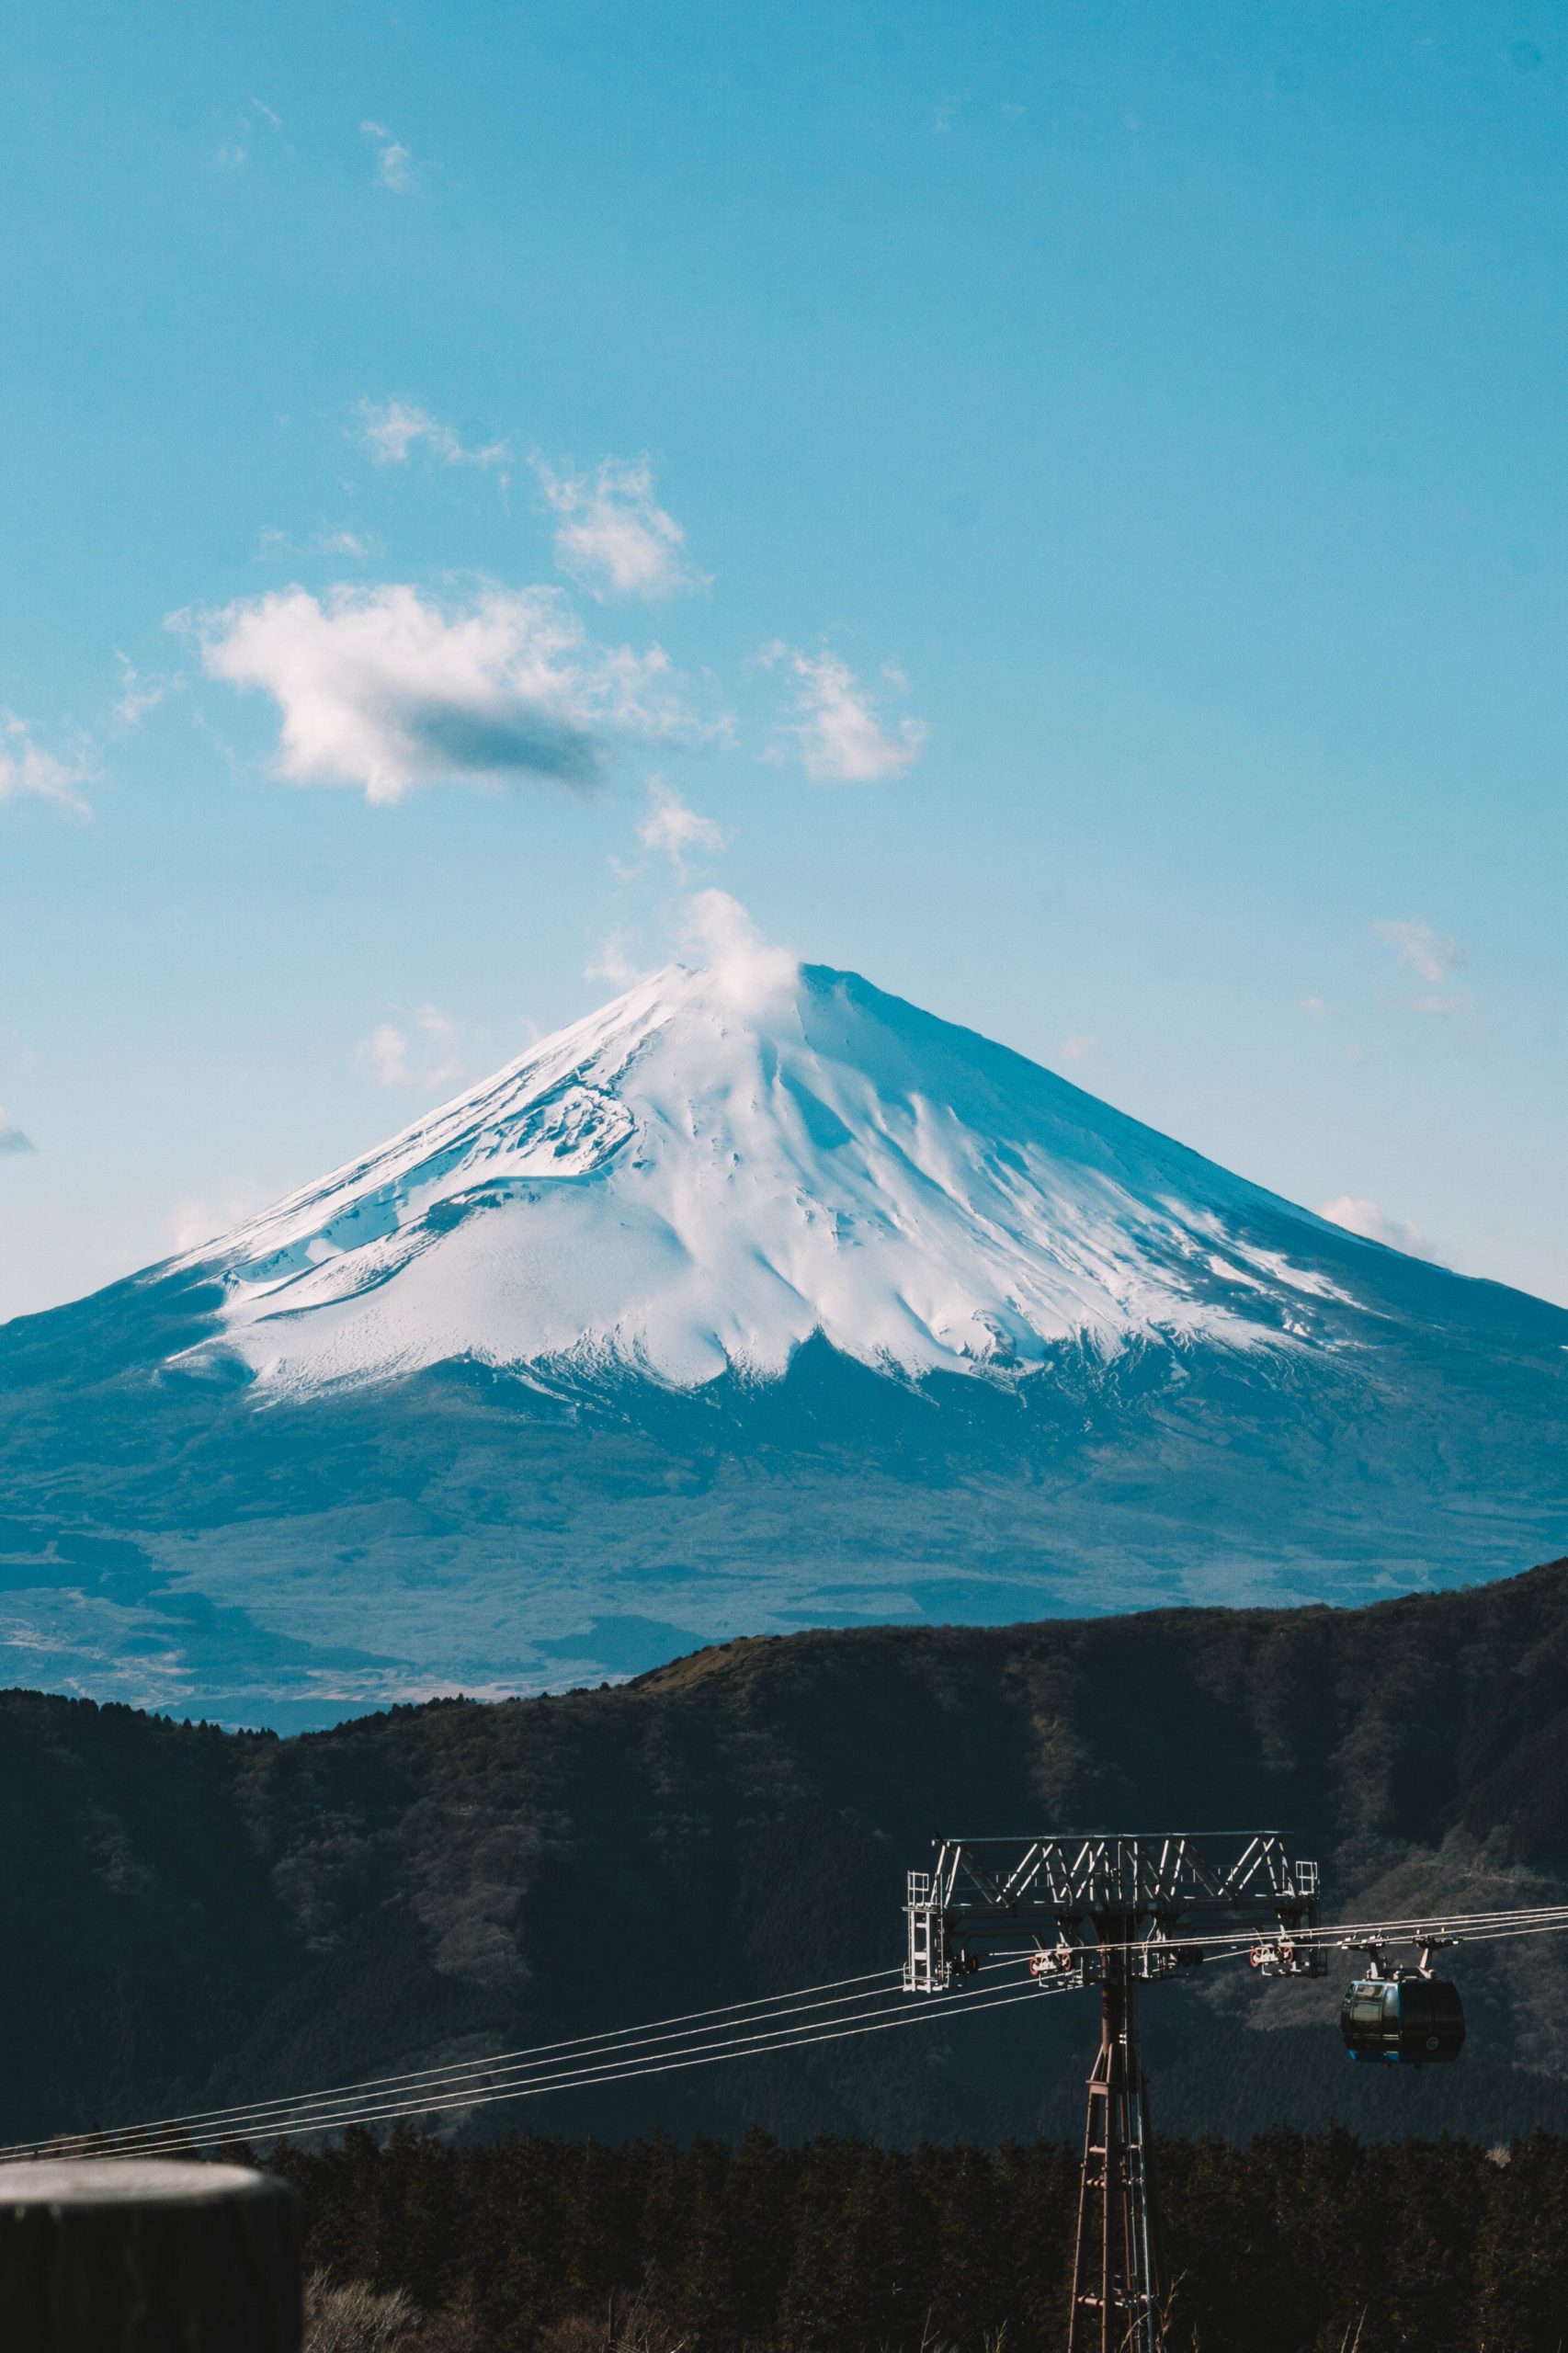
[1146,1922,1568,1970]
[219,1980,1050,2151]
[1225,1904,1568,1958]
[1426,1915,1568,1948]
[29,1961,1031,2163]
[1293,1904,1568,1947]
[45,1974,1046,2161]
[1076,1901,1568,1964]
[15,1963,909,2163]
[35,1902,1568,2165]
[1086,1904,1568,1974]
[897,1903,1568,1984]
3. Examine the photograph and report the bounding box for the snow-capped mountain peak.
[184,960,1365,1393]
[6,955,1566,1727]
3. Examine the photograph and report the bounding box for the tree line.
[262,2124,1568,2352]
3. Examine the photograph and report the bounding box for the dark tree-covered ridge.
[6,1556,1568,2149]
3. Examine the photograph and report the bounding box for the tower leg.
[1065,1920,1171,2353]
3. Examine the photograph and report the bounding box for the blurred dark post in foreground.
[0,2157,301,2351]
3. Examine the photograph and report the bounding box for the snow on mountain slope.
[181,957,1365,1394]
[2,954,1566,1728]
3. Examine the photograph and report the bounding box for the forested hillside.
[6,1558,1568,2150]
[276,2125,1568,2353]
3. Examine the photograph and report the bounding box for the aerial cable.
[65,1972,1036,2161]
[14,1962,908,2162]
[41,1974,1044,2161]
[191,1981,1049,2153]
[1085,1900,1568,1964]
[26,1901,1568,2166]
[20,1965,1028,2163]
[1435,1915,1568,1947]
[1132,1915,1568,1971]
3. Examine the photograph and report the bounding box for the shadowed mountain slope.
[1,961,1565,1723]
[6,1561,1568,2151]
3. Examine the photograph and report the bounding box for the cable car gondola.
[1340,1971,1465,2064]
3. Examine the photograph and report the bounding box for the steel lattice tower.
[904,1834,1324,2353]
[1070,1909,1164,2353]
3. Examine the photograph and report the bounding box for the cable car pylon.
[903,1833,1325,2353]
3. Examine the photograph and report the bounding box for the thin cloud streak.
[1374,918,1472,1017]
[540,458,704,602]
[764,644,926,782]
[1316,1194,1437,1262]
[0,716,93,818]
[638,783,723,875]
[361,120,415,190]
[358,400,509,472]
[114,654,165,728]
[358,1006,469,1092]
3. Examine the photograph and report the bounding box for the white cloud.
[1375,917,1460,985]
[764,645,927,783]
[252,99,283,132]
[357,399,508,472]
[0,716,92,817]
[0,1113,35,1154]
[214,142,247,171]
[638,783,723,874]
[358,1005,467,1091]
[1061,1034,1099,1063]
[540,458,703,602]
[167,1188,267,1254]
[1299,995,1333,1018]
[189,580,710,803]
[256,526,382,560]
[585,935,645,991]
[682,889,798,1010]
[1316,1195,1436,1261]
[1374,918,1471,1016]
[114,653,165,728]
[361,120,415,190]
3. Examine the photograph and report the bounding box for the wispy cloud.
[256,525,382,562]
[361,120,415,190]
[0,1113,35,1155]
[1316,1193,1437,1262]
[114,653,165,728]
[357,399,508,472]
[763,645,926,783]
[638,783,723,875]
[214,142,247,171]
[1374,918,1471,1017]
[358,1005,468,1091]
[585,934,645,991]
[167,1189,267,1255]
[1061,1033,1099,1063]
[188,581,714,803]
[540,458,703,602]
[0,716,92,817]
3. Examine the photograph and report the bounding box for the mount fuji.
[2,956,1564,1728]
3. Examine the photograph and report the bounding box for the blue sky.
[3,0,1566,1316]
